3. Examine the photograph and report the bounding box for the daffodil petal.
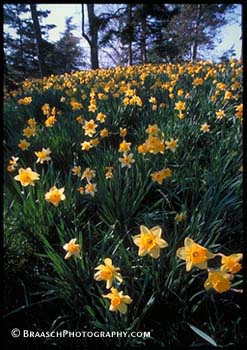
[151,226,162,237]
[140,225,150,234]
[149,248,160,259]
[176,247,186,260]
[118,303,127,314]
[104,258,112,266]
[184,237,195,247]
[195,261,208,270]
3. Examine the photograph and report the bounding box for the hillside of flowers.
[4,59,243,348]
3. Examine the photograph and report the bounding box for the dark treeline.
[3,3,238,89]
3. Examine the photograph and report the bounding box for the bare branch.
[81,4,91,47]
[101,49,119,66]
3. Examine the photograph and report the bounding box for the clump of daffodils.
[176,237,242,293]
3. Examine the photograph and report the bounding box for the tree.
[54,17,85,74]
[81,4,100,69]
[99,4,178,66]
[4,4,56,86]
[165,4,236,62]
[30,3,46,76]
[81,4,125,69]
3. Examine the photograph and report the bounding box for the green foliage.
[3,60,243,348]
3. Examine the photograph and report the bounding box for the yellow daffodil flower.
[151,168,171,184]
[63,238,81,259]
[94,258,123,289]
[45,186,65,206]
[119,153,135,168]
[175,212,186,223]
[220,254,242,274]
[81,168,96,182]
[165,138,179,152]
[18,139,30,151]
[14,167,40,187]
[72,166,81,177]
[35,148,51,164]
[118,140,131,152]
[132,225,168,259]
[82,119,98,137]
[176,237,215,271]
[200,123,210,133]
[102,288,132,314]
[204,270,233,293]
[81,141,92,151]
[119,127,127,138]
[85,183,97,196]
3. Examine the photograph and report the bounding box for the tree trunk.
[30,4,46,76]
[192,4,202,62]
[127,4,133,65]
[16,7,28,78]
[87,4,99,69]
[140,12,147,64]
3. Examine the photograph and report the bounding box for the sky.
[5,4,242,67]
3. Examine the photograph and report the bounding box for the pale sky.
[38,4,242,64]
[5,4,242,67]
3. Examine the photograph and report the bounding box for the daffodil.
[132,225,168,259]
[175,101,186,111]
[204,270,233,293]
[18,96,32,105]
[96,112,107,123]
[70,100,82,110]
[105,166,113,179]
[85,182,97,196]
[76,115,84,124]
[14,167,40,187]
[45,115,57,127]
[81,168,96,182]
[151,168,171,184]
[119,127,127,138]
[18,139,30,151]
[100,128,109,138]
[94,258,123,289]
[145,124,159,136]
[176,237,215,271]
[200,123,210,133]
[165,138,179,152]
[216,109,225,120]
[118,140,131,152]
[35,148,51,164]
[102,288,132,314]
[27,118,37,128]
[23,126,36,138]
[81,141,92,151]
[175,212,186,223]
[90,138,100,147]
[45,186,65,206]
[119,153,135,168]
[145,136,165,154]
[72,166,81,177]
[82,119,97,137]
[220,254,242,274]
[63,238,81,259]
[7,156,19,172]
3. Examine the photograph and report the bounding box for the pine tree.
[54,17,85,74]
[3,4,55,86]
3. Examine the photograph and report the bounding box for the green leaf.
[187,323,217,347]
